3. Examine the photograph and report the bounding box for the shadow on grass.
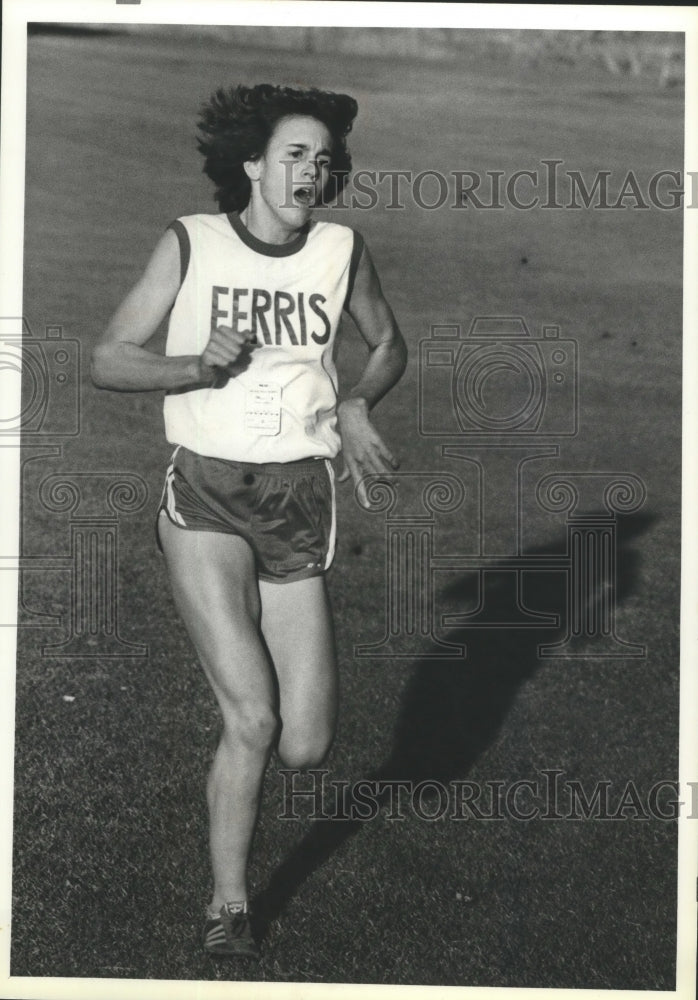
[253,510,655,936]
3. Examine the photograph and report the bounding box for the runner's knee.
[277,730,333,770]
[221,700,278,753]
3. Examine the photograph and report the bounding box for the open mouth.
[293,186,316,207]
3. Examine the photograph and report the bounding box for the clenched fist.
[199,325,257,381]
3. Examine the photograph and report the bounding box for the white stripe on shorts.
[164,446,187,527]
[324,459,337,571]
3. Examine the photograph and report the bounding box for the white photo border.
[1,3,696,998]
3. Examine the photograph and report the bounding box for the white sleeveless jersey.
[163,212,362,463]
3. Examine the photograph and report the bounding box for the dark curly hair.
[196,84,358,212]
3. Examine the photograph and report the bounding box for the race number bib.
[245,381,281,436]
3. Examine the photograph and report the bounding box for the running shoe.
[203,901,260,959]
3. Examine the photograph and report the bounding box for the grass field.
[11,26,683,987]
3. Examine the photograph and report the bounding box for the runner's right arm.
[91,229,249,391]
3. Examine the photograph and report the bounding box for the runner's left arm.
[340,241,408,505]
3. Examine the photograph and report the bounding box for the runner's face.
[251,115,333,228]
